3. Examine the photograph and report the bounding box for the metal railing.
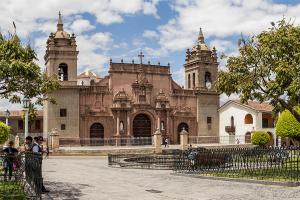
[188,135,252,145]
[174,146,300,183]
[0,152,42,199]
[59,137,153,147]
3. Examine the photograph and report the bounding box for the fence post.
[14,135,20,148]
[153,128,162,154]
[180,128,188,150]
[50,129,60,152]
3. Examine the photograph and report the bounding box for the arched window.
[188,74,191,89]
[244,114,253,124]
[231,116,234,127]
[205,72,212,89]
[161,104,166,109]
[90,79,95,85]
[192,73,195,88]
[58,63,68,81]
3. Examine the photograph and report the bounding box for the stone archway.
[133,114,151,137]
[90,123,104,145]
[267,132,274,146]
[245,132,251,143]
[177,122,189,144]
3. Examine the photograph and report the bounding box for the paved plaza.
[42,156,300,200]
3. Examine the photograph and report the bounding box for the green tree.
[216,18,300,123]
[0,121,11,144]
[251,131,270,146]
[0,32,59,105]
[276,107,300,142]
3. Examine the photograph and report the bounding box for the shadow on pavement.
[42,181,90,200]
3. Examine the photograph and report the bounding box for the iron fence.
[0,152,42,199]
[188,135,252,145]
[174,146,300,182]
[60,137,152,147]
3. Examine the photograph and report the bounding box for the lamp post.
[5,109,10,126]
[23,97,31,138]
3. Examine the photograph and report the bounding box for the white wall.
[219,102,254,143]
[219,102,276,144]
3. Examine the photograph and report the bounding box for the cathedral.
[43,13,219,144]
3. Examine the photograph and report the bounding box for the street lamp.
[22,97,31,138]
[5,109,10,126]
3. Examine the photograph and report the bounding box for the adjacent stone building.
[43,13,219,144]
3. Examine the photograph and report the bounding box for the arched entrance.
[177,123,189,144]
[267,132,274,146]
[90,123,104,146]
[133,114,151,137]
[245,132,251,143]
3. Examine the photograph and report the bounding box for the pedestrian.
[164,138,169,148]
[24,136,33,152]
[3,141,18,180]
[32,136,50,193]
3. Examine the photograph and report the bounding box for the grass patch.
[0,181,26,200]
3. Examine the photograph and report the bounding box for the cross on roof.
[138,51,144,64]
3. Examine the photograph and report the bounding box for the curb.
[171,172,300,187]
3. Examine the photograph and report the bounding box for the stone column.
[50,129,60,152]
[153,128,162,154]
[127,112,130,136]
[116,111,120,136]
[180,128,188,150]
[166,111,169,139]
[157,111,160,130]
[14,136,20,148]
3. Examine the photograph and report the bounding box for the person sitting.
[3,141,18,181]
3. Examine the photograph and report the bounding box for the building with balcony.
[219,100,276,145]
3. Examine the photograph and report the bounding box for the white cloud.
[76,32,112,73]
[0,0,160,37]
[156,0,300,52]
[70,19,95,34]
[143,30,159,39]
[143,0,160,18]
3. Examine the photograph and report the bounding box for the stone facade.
[0,110,43,135]
[43,14,219,144]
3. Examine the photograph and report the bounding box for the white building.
[219,100,276,145]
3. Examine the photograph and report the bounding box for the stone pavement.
[42,156,300,200]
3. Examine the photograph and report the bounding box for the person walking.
[164,138,169,148]
[32,136,49,193]
[3,141,18,180]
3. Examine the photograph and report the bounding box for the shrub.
[251,131,270,146]
[0,121,11,144]
[276,107,300,140]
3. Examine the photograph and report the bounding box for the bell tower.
[44,11,78,85]
[184,28,219,136]
[43,12,80,139]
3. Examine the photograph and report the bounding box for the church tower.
[184,28,219,137]
[43,12,80,138]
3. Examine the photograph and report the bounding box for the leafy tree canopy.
[0,121,10,144]
[0,32,59,105]
[216,18,300,122]
[276,107,300,140]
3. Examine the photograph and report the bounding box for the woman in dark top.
[3,141,18,180]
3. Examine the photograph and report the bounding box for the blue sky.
[1,0,300,110]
